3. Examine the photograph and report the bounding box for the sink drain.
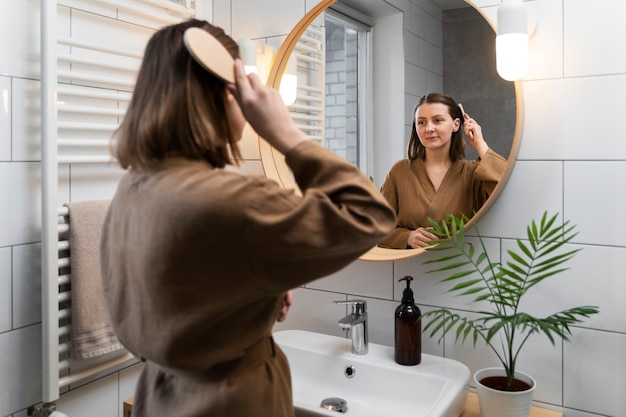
[320,397,348,413]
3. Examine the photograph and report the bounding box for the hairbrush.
[458,103,474,140]
[183,27,235,83]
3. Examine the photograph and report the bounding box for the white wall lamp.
[279,55,298,106]
[496,0,531,81]
[237,38,297,105]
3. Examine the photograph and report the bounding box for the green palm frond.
[419,212,600,390]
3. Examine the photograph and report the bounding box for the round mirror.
[262,0,523,262]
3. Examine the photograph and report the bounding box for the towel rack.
[40,0,195,407]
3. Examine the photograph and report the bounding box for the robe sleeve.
[472,148,507,210]
[242,141,396,293]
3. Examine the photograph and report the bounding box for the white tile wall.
[0,0,40,80]
[306,260,393,299]
[0,162,42,247]
[476,161,564,239]
[0,248,11,333]
[564,328,626,417]
[1,0,624,416]
[55,373,119,417]
[0,76,10,161]
[12,243,42,329]
[527,242,626,334]
[231,0,305,40]
[564,0,626,78]
[0,325,41,417]
[565,161,626,247]
[12,78,41,162]
[521,75,626,161]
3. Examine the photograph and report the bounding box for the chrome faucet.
[334,299,368,355]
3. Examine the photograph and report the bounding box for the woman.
[100,19,395,417]
[378,93,506,249]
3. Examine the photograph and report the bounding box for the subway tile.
[475,161,564,240]
[232,0,305,40]
[12,243,41,329]
[564,328,626,417]
[0,0,40,79]
[0,325,42,416]
[0,248,11,333]
[419,37,443,75]
[306,259,393,299]
[521,241,626,334]
[273,287,348,338]
[565,161,626,248]
[564,0,626,77]
[212,0,232,35]
[405,62,428,97]
[0,162,41,247]
[0,162,70,247]
[0,76,9,161]
[193,1,213,22]
[55,373,119,417]
[521,75,626,160]
[525,0,563,81]
[404,31,421,69]
[11,78,40,162]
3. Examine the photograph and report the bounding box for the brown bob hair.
[407,93,465,162]
[113,19,242,170]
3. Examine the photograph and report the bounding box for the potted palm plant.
[420,212,599,417]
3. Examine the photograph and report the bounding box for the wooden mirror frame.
[261,0,524,262]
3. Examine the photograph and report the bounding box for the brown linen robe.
[100,141,395,417]
[378,148,506,249]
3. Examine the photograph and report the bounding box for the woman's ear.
[453,118,461,132]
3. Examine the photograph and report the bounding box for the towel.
[64,200,123,360]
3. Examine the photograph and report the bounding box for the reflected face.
[415,102,460,153]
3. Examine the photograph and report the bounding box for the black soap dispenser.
[395,276,421,365]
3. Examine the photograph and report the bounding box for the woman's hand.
[276,291,293,323]
[462,112,489,158]
[227,59,308,154]
[407,227,438,248]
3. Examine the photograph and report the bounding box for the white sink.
[274,330,469,417]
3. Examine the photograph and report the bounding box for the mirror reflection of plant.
[420,212,599,391]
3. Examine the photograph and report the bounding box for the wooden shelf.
[462,392,563,417]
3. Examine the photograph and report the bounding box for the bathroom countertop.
[461,392,563,417]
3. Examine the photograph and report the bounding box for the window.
[324,9,371,173]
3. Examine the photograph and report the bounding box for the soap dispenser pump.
[394,275,421,365]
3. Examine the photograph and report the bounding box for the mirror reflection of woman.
[378,93,506,249]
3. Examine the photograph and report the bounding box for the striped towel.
[64,200,122,360]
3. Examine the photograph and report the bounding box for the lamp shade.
[279,55,298,105]
[496,0,528,81]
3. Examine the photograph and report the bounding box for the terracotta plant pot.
[474,367,536,417]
